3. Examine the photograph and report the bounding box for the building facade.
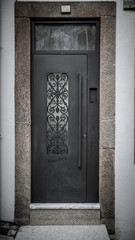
[0,0,135,240]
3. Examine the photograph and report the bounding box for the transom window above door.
[34,23,96,51]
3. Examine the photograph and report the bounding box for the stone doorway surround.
[15,1,115,233]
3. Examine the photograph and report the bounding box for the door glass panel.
[47,73,68,154]
[35,24,96,50]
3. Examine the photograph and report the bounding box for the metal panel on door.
[32,55,87,203]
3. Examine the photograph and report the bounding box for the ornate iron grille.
[47,73,69,154]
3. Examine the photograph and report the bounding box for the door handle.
[78,73,82,168]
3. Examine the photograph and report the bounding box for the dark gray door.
[32,55,87,202]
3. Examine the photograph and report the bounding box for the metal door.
[32,55,87,202]
[31,21,99,203]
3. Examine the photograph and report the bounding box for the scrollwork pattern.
[47,73,68,154]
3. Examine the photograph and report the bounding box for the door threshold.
[30,203,100,210]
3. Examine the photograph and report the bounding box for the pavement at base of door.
[16,225,110,240]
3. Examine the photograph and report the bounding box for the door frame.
[15,1,116,230]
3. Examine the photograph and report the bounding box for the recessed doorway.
[31,21,100,203]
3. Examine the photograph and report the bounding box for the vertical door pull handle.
[78,73,82,168]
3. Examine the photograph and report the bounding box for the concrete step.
[30,203,100,225]
[15,225,110,240]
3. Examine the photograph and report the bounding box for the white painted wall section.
[115,1,135,239]
[0,0,15,222]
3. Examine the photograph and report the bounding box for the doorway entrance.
[31,21,99,203]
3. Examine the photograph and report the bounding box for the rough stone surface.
[100,120,115,149]
[15,17,31,224]
[15,123,31,224]
[99,149,115,218]
[15,18,30,81]
[100,74,115,121]
[15,225,110,240]
[15,18,30,123]
[30,209,100,225]
[15,2,116,18]
[100,17,116,120]
[100,17,116,76]
[16,90,30,123]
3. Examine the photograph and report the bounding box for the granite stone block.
[15,123,31,223]
[16,90,30,123]
[15,18,31,123]
[15,2,116,18]
[15,18,30,79]
[30,209,100,225]
[100,17,116,76]
[100,120,115,149]
[100,17,115,120]
[99,149,115,218]
[100,74,115,121]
